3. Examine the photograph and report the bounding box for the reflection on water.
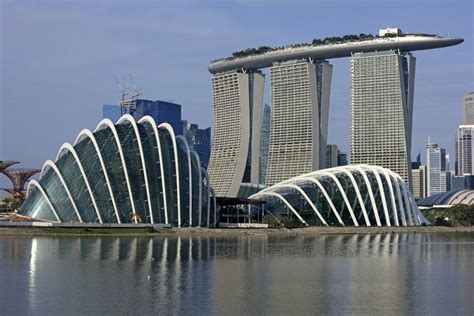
[1,233,473,315]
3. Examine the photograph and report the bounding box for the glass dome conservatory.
[19,115,216,227]
[250,164,428,226]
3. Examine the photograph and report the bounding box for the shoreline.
[0,226,472,237]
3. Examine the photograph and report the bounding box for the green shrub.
[421,204,474,227]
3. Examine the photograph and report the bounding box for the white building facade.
[426,142,448,196]
[350,51,415,188]
[265,60,332,186]
[455,125,474,176]
[411,165,427,199]
[462,92,474,124]
[207,71,264,197]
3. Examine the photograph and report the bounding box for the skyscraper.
[265,60,332,186]
[411,165,427,199]
[337,152,348,166]
[207,70,264,196]
[350,51,415,187]
[427,141,448,196]
[462,92,474,124]
[134,99,183,135]
[455,125,474,176]
[207,30,461,196]
[259,104,271,184]
[326,144,339,168]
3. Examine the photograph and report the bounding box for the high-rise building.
[326,144,348,168]
[184,123,211,168]
[265,60,332,186]
[426,141,448,196]
[452,174,474,190]
[350,51,415,187]
[411,153,422,170]
[134,99,183,135]
[455,125,474,176]
[102,104,121,123]
[207,30,461,196]
[337,152,348,166]
[462,92,474,124]
[326,144,339,168]
[411,165,427,199]
[259,104,271,184]
[207,70,265,196]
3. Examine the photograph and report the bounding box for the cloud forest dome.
[250,165,428,227]
[19,115,216,227]
[208,32,462,74]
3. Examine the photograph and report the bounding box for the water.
[1,233,473,315]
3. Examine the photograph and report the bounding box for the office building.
[326,144,339,168]
[326,144,348,168]
[265,60,332,186]
[184,123,211,168]
[426,141,449,196]
[207,71,264,196]
[103,100,183,135]
[350,51,415,187]
[259,104,271,184]
[411,165,427,199]
[102,104,121,123]
[462,92,474,124]
[411,153,422,169]
[134,99,183,135]
[337,152,348,166]
[455,125,474,175]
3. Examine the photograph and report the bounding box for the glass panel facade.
[159,128,178,226]
[94,127,132,223]
[56,151,98,223]
[140,123,166,224]
[190,152,201,226]
[115,124,149,223]
[74,137,117,223]
[176,138,190,226]
[40,168,78,222]
[20,186,57,221]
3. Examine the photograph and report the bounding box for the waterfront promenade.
[1,225,472,237]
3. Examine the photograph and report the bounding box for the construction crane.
[113,74,142,116]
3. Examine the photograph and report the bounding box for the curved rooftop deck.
[208,35,463,74]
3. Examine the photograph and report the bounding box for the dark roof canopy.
[216,197,266,206]
[416,190,474,207]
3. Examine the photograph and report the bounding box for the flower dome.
[19,115,216,227]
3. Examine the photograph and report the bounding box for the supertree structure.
[0,160,20,173]
[2,168,41,202]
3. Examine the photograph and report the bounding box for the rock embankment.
[0,225,472,237]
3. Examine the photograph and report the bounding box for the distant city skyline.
[1,1,473,191]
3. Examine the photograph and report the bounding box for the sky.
[0,0,473,191]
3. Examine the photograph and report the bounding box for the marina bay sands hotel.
[207,28,463,197]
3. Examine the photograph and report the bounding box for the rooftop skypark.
[208,29,462,74]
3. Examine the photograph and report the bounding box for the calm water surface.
[1,233,473,315]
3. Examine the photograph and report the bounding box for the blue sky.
[0,0,473,190]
